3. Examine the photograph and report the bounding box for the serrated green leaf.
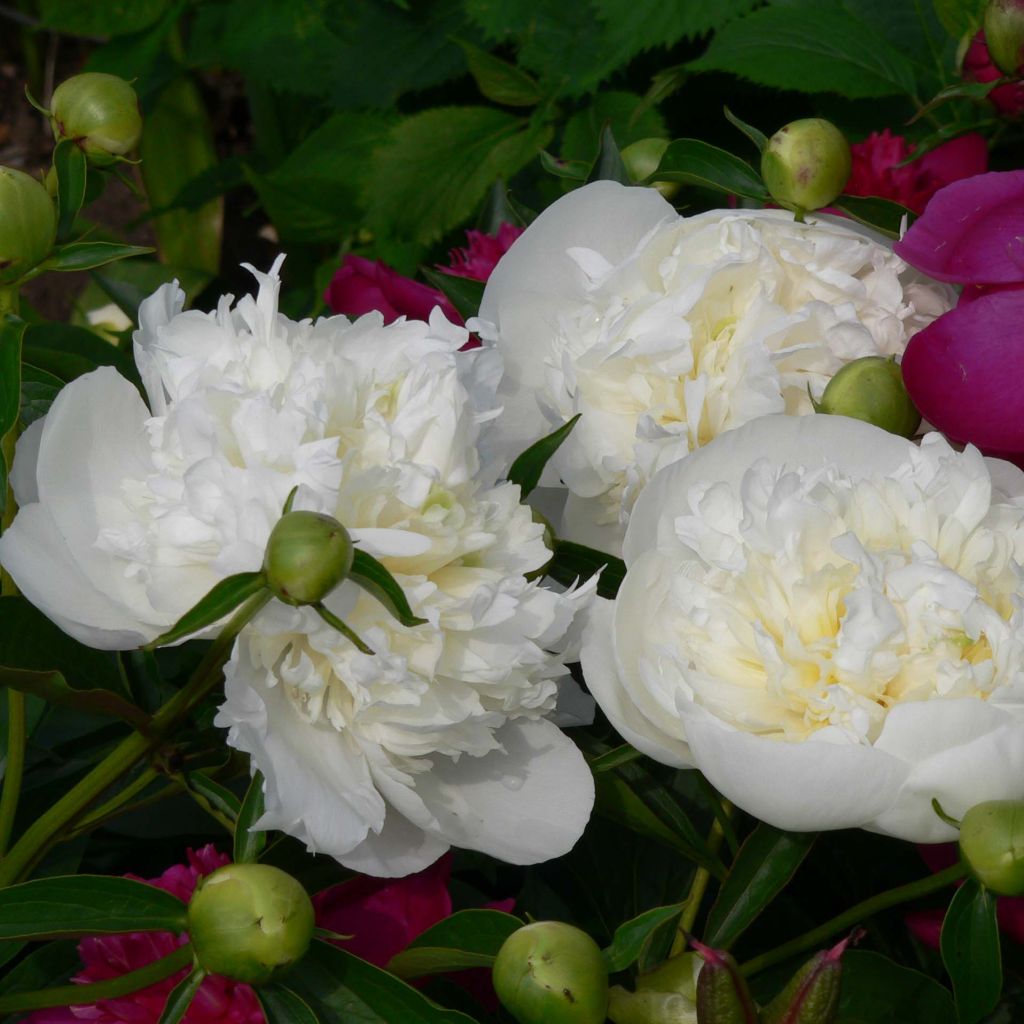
[690,5,919,99]
[236,770,268,863]
[349,549,426,628]
[158,965,205,1024]
[147,570,266,649]
[604,903,684,972]
[648,138,768,201]
[420,269,486,322]
[837,951,956,1023]
[388,909,521,979]
[43,242,154,273]
[259,985,321,1024]
[941,879,1001,1024]
[39,0,168,35]
[52,140,88,244]
[724,106,768,154]
[545,539,625,599]
[456,38,542,106]
[507,415,580,499]
[832,196,915,239]
[365,107,552,246]
[703,825,816,949]
[0,876,187,940]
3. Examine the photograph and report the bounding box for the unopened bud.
[761,118,851,213]
[815,356,920,438]
[760,933,858,1024]
[492,921,609,1024]
[692,941,758,1024]
[50,73,142,166]
[187,863,315,985]
[0,166,56,284]
[608,985,698,1024]
[263,510,354,606]
[984,0,1024,75]
[959,800,1024,896]
[621,137,679,199]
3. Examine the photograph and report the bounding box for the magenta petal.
[917,133,988,190]
[902,288,1024,453]
[894,170,1024,284]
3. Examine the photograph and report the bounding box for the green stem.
[65,766,161,838]
[0,286,19,318]
[0,591,271,886]
[0,690,26,855]
[0,942,193,1013]
[740,862,965,977]
[671,803,732,956]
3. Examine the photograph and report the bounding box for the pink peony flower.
[27,846,264,1024]
[445,223,524,281]
[845,129,988,214]
[964,32,1024,116]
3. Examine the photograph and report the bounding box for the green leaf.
[420,269,486,322]
[562,91,668,166]
[545,539,625,600]
[349,549,427,628]
[703,825,816,949]
[39,0,169,35]
[0,315,25,528]
[43,242,154,273]
[140,76,222,275]
[52,140,88,244]
[93,259,211,320]
[158,966,205,1024]
[507,415,580,499]
[388,908,521,979]
[586,125,631,185]
[365,107,552,246]
[940,879,1001,1024]
[183,771,241,825]
[0,876,187,940]
[22,322,139,386]
[932,0,987,39]
[648,138,769,201]
[690,4,919,99]
[539,151,590,181]
[259,985,322,1024]
[837,951,956,1024]
[285,940,479,1024]
[0,939,78,999]
[831,196,915,239]
[604,903,684,972]
[456,39,542,106]
[19,364,64,426]
[724,106,768,154]
[588,743,645,773]
[146,571,267,649]
[910,80,1000,122]
[236,770,268,863]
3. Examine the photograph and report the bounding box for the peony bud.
[492,921,609,1024]
[959,800,1024,896]
[761,118,851,213]
[760,934,856,1024]
[187,863,315,985]
[49,73,142,166]
[692,941,758,1024]
[263,510,354,606]
[815,356,921,438]
[621,138,679,200]
[608,985,698,1024]
[983,0,1024,75]
[0,166,57,284]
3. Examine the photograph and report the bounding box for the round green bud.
[984,0,1024,75]
[761,118,851,213]
[816,356,921,438]
[492,921,609,1024]
[263,510,354,606]
[187,863,315,985]
[50,73,142,166]
[0,166,57,284]
[959,800,1024,896]
[621,138,679,200]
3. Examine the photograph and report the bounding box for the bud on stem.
[760,932,860,1024]
[761,118,851,215]
[815,356,920,438]
[983,0,1024,75]
[959,800,1024,896]
[0,166,57,284]
[691,940,758,1024]
[49,73,142,166]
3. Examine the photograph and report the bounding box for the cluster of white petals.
[583,414,1024,842]
[477,182,954,554]
[0,258,595,876]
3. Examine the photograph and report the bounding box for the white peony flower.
[581,414,1024,842]
[475,181,954,555]
[0,258,595,876]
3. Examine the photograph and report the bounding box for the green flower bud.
[49,73,142,166]
[760,934,857,1024]
[692,942,758,1024]
[608,985,698,1024]
[263,510,354,606]
[959,800,1024,896]
[761,118,851,213]
[492,921,609,1024]
[815,356,920,438]
[621,137,679,200]
[187,863,315,985]
[984,0,1024,75]
[0,166,57,284]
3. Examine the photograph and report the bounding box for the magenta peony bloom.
[27,846,264,1024]
[845,129,988,214]
[964,32,1024,116]
[446,223,524,281]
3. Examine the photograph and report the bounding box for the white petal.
[9,418,43,506]
[348,528,433,558]
[560,491,626,557]
[337,810,450,879]
[414,717,594,864]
